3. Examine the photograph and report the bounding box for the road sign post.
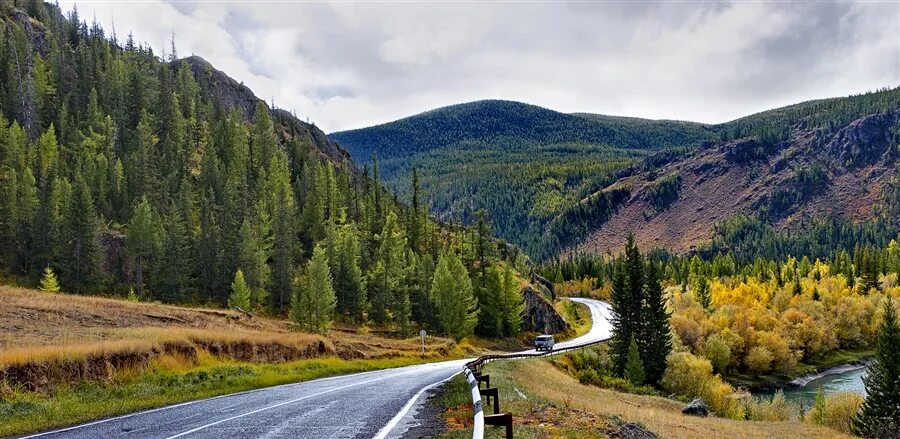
[419,329,427,356]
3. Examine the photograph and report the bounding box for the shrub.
[661,351,742,417]
[745,346,773,374]
[747,391,798,421]
[805,392,864,434]
[704,334,732,374]
[576,367,601,385]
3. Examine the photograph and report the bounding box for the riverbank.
[725,348,873,392]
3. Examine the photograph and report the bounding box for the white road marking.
[164,374,393,439]
[19,366,408,438]
[371,371,462,439]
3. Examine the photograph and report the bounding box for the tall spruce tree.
[60,174,101,293]
[639,260,671,386]
[610,235,644,376]
[853,298,900,438]
[126,197,159,298]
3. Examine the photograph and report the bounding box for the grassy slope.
[436,360,854,439]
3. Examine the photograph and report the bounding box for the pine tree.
[694,275,711,310]
[432,251,478,340]
[293,245,336,333]
[60,174,101,293]
[624,337,645,386]
[126,197,159,298]
[853,298,900,438]
[39,265,60,293]
[228,269,251,311]
[610,235,644,376]
[639,260,671,386]
[792,271,802,296]
[269,153,297,314]
[237,199,271,310]
[327,222,367,323]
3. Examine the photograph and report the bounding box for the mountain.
[331,100,714,258]
[563,87,900,259]
[0,1,537,342]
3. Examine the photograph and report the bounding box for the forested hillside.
[0,1,527,339]
[565,87,900,260]
[330,100,714,259]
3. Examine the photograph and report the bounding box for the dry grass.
[486,360,854,439]
[0,285,459,391]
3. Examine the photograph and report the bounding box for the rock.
[520,286,569,334]
[825,112,898,167]
[681,398,709,417]
[609,422,657,439]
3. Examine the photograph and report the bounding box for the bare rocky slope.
[566,108,900,256]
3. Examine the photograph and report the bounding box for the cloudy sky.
[58,1,899,132]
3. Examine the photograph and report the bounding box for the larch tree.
[39,265,60,293]
[228,269,252,311]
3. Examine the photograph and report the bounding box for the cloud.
[57,1,899,132]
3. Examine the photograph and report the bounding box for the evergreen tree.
[59,174,101,293]
[624,337,645,386]
[432,251,478,340]
[228,269,251,311]
[292,245,336,333]
[126,197,159,298]
[269,153,297,314]
[853,298,900,438]
[497,264,524,337]
[237,199,271,310]
[610,235,644,376]
[792,271,802,296]
[694,275,711,310]
[39,266,60,293]
[157,201,193,302]
[327,222,367,322]
[639,260,671,386]
[367,211,407,325]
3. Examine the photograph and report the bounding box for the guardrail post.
[484,413,513,439]
[475,374,490,389]
[481,387,500,414]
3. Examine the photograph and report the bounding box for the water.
[761,366,868,409]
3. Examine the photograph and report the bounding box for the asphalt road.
[22,298,612,439]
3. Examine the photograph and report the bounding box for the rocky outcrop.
[177,56,353,167]
[520,286,569,334]
[681,398,709,417]
[825,112,898,167]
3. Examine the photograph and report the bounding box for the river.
[761,365,868,409]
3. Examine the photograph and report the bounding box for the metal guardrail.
[463,337,610,439]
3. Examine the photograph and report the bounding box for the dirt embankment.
[0,286,456,393]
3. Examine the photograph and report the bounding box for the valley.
[1,1,899,439]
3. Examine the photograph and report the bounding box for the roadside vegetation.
[434,359,854,439]
[0,285,473,437]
